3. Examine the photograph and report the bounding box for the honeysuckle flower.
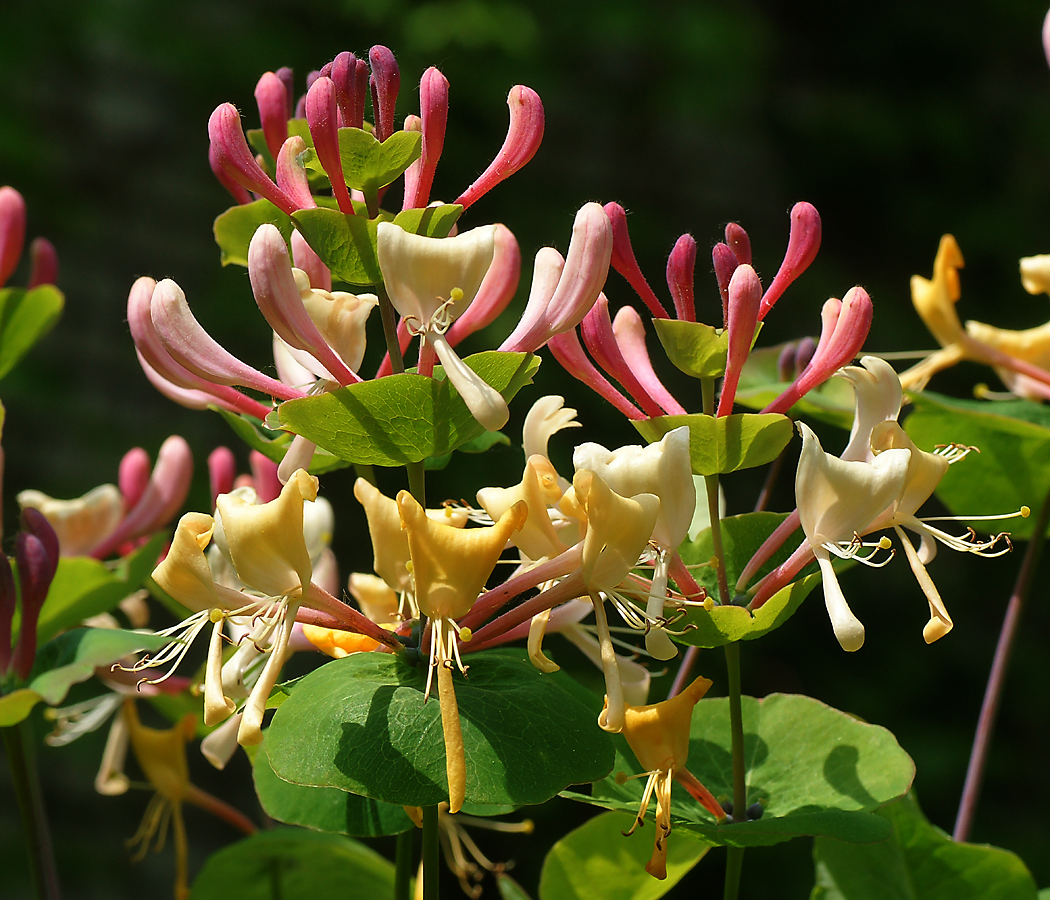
[573,427,695,660]
[1020,254,1050,295]
[376,221,509,430]
[499,203,613,354]
[402,67,448,210]
[757,201,821,320]
[614,675,726,880]
[354,477,469,618]
[795,422,911,651]
[603,202,670,318]
[612,305,687,417]
[476,456,566,562]
[208,103,298,215]
[454,85,544,211]
[522,394,581,466]
[306,76,355,214]
[255,71,290,161]
[0,186,27,287]
[369,45,400,142]
[717,263,763,416]
[18,484,124,557]
[666,233,697,322]
[96,700,256,900]
[899,236,1050,397]
[398,489,527,812]
[445,224,521,347]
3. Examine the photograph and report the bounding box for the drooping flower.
[615,675,726,879]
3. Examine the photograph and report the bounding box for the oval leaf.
[334,128,422,193]
[265,650,615,809]
[813,792,1038,900]
[216,409,351,476]
[563,693,914,848]
[904,391,1050,540]
[190,829,394,900]
[539,811,710,900]
[0,284,64,380]
[213,199,296,268]
[633,413,793,476]
[393,204,462,240]
[254,740,414,837]
[292,207,382,286]
[277,352,540,466]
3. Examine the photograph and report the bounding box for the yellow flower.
[615,676,726,880]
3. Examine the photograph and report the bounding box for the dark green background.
[3,0,1050,897]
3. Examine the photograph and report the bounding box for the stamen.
[934,442,979,464]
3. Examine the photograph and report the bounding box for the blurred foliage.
[3,0,1050,898]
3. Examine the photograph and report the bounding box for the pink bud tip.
[603,202,669,318]
[667,234,696,322]
[368,46,400,142]
[331,52,367,130]
[712,242,738,327]
[717,264,763,417]
[27,237,58,288]
[306,77,355,214]
[208,103,298,214]
[725,223,752,265]
[758,201,822,320]
[249,451,282,503]
[0,186,27,288]
[208,447,237,508]
[404,67,449,210]
[275,67,295,119]
[275,136,316,211]
[455,85,544,211]
[255,72,290,161]
[119,447,152,509]
[1044,8,1050,70]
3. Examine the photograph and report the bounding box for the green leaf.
[734,343,856,429]
[904,390,1050,540]
[27,533,167,646]
[539,811,710,900]
[0,284,64,380]
[633,413,793,476]
[292,207,382,286]
[812,792,1038,900]
[0,628,170,726]
[499,874,536,900]
[213,199,296,268]
[253,740,414,837]
[264,649,615,809]
[314,128,422,194]
[216,409,352,476]
[674,512,820,645]
[563,693,914,848]
[393,204,463,240]
[189,828,395,900]
[278,352,540,466]
[654,319,731,379]
[424,428,511,471]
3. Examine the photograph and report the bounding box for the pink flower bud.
[497,247,563,353]
[666,234,696,322]
[208,104,297,214]
[455,86,544,211]
[0,186,27,288]
[92,436,194,559]
[581,296,665,417]
[249,450,282,503]
[612,306,686,415]
[12,509,60,678]
[248,224,360,385]
[119,447,151,509]
[603,202,669,318]
[776,342,797,383]
[368,45,400,142]
[331,52,367,129]
[275,136,316,210]
[291,230,331,291]
[400,115,423,210]
[1044,8,1050,70]
[209,447,237,508]
[499,203,612,352]
[128,278,270,420]
[712,242,738,327]
[762,287,873,415]
[548,329,644,420]
[255,72,290,161]
[758,201,821,320]
[403,67,449,210]
[275,67,295,118]
[306,77,355,215]
[27,237,57,288]
[150,278,307,401]
[794,336,817,375]
[725,222,751,265]
[0,554,14,675]
[446,224,521,346]
[717,264,763,417]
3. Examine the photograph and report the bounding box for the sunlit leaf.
[0,284,64,380]
[213,199,296,268]
[634,413,793,476]
[653,319,731,379]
